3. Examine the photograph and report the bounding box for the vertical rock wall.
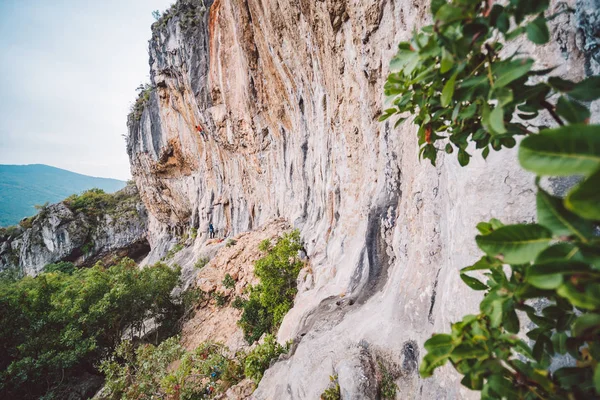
[127,0,594,397]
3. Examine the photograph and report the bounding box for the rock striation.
[126,0,598,398]
[0,184,149,276]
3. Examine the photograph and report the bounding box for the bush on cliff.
[100,333,288,399]
[238,230,304,344]
[382,0,600,397]
[0,258,181,399]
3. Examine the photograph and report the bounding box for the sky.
[0,0,173,180]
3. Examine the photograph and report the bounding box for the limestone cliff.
[0,184,149,276]
[126,0,599,398]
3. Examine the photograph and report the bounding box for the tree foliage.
[100,334,288,399]
[238,230,304,343]
[383,0,600,398]
[0,259,181,399]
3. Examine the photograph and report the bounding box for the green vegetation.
[244,334,288,383]
[382,0,600,398]
[0,164,125,227]
[213,291,227,307]
[128,83,153,123]
[195,256,210,269]
[151,0,207,36]
[65,185,139,220]
[238,230,303,343]
[165,243,185,260]
[222,273,236,289]
[320,375,341,400]
[190,227,198,240]
[43,261,76,274]
[378,362,398,399]
[101,334,287,399]
[226,238,237,247]
[0,258,182,399]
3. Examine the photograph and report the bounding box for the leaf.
[420,334,455,377]
[476,224,552,264]
[462,256,503,272]
[569,76,600,102]
[595,365,600,394]
[460,274,488,290]
[552,332,568,355]
[435,4,463,23]
[457,149,470,166]
[445,143,454,154]
[548,77,575,92]
[504,307,520,334]
[490,106,507,134]
[526,261,589,289]
[536,243,582,263]
[430,0,445,16]
[440,48,454,74]
[565,169,600,220]
[493,59,534,88]
[526,16,550,44]
[536,188,593,242]
[442,72,458,107]
[519,125,600,177]
[555,96,590,124]
[571,313,600,337]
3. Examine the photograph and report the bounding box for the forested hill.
[0,164,126,226]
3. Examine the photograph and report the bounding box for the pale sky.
[0,0,173,180]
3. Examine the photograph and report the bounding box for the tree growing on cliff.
[238,230,304,343]
[382,0,600,398]
[0,259,181,399]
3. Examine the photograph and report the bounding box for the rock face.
[126,0,596,398]
[0,184,149,276]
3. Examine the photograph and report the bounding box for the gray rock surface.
[0,184,149,276]
[125,0,597,398]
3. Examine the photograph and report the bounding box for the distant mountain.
[0,164,127,227]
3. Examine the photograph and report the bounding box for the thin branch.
[541,100,564,126]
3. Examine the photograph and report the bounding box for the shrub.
[379,362,397,399]
[43,261,76,274]
[0,258,181,399]
[238,230,303,343]
[165,243,184,260]
[320,375,341,400]
[101,339,246,399]
[383,0,600,398]
[190,227,198,240]
[213,291,227,307]
[226,239,237,247]
[243,334,288,383]
[232,296,245,309]
[222,273,236,289]
[128,83,153,123]
[18,217,33,229]
[195,257,209,269]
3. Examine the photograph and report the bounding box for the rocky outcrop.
[0,184,149,276]
[126,0,597,398]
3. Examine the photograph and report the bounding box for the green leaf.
[430,0,445,16]
[440,48,454,74]
[457,149,470,166]
[557,283,600,310]
[461,256,503,272]
[476,224,552,264]
[568,76,600,102]
[493,59,534,88]
[548,77,575,92]
[504,307,520,334]
[420,334,455,377]
[519,125,600,177]
[526,261,589,289]
[490,106,507,134]
[536,243,582,263]
[442,72,458,107]
[565,169,600,220]
[556,96,590,124]
[435,4,463,23]
[536,188,593,242]
[526,16,550,44]
[594,365,600,393]
[460,274,488,290]
[572,313,600,337]
[552,332,568,355]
